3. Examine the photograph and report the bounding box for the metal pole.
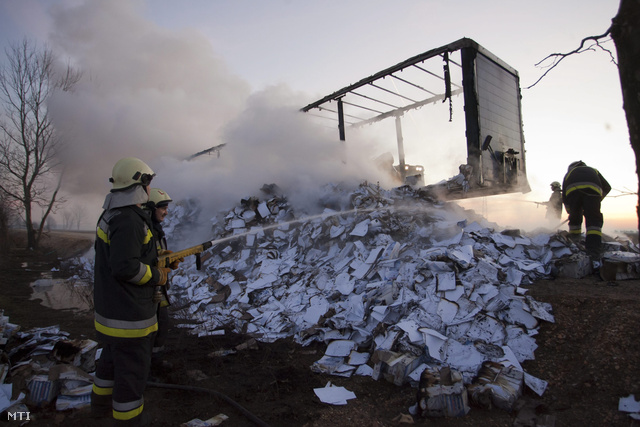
[337,98,345,141]
[395,115,405,181]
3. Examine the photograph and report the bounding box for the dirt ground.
[2,230,640,427]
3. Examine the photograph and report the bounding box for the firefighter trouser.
[153,305,169,354]
[91,334,154,426]
[566,190,604,259]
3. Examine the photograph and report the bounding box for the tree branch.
[525,28,617,89]
[0,38,79,249]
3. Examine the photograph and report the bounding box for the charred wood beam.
[187,143,226,160]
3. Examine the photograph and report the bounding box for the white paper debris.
[0,384,25,413]
[524,372,548,396]
[314,382,356,405]
[350,220,369,237]
[64,181,640,408]
[355,364,374,377]
[420,328,447,361]
[619,394,640,415]
[348,351,370,366]
[436,272,456,291]
[325,340,356,357]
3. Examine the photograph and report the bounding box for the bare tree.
[62,209,73,230]
[45,215,57,232]
[0,39,81,249]
[611,0,640,238]
[528,0,640,239]
[72,204,87,230]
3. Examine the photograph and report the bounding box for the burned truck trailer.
[301,37,530,200]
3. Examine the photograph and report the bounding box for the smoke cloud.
[158,84,393,215]
[42,0,391,229]
[29,0,585,239]
[47,0,250,195]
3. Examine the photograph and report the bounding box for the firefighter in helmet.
[144,188,182,365]
[91,157,172,426]
[544,181,563,221]
[562,160,611,272]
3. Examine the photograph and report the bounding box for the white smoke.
[39,0,392,228]
[46,0,250,196]
[158,84,395,219]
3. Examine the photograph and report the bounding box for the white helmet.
[109,157,155,191]
[148,188,172,208]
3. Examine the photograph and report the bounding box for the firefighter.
[544,181,563,221]
[91,157,172,426]
[144,188,182,364]
[562,160,611,271]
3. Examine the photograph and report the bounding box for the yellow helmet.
[148,188,172,207]
[109,157,155,191]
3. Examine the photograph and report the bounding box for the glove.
[159,249,184,270]
[156,267,172,286]
[169,257,184,271]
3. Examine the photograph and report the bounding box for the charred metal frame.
[301,37,530,199]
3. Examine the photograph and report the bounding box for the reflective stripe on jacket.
[562,166,611,201]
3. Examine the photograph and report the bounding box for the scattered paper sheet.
[524,372,548,396]
[313,382,356,405]
[0,384,25,413]
[619,394,640,413]
[325,340,356,357]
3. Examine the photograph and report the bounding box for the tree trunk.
[0,200,8,255]
[610,0,640,241]
[25,207,35,250]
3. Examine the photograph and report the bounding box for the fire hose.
[147,381,271,427]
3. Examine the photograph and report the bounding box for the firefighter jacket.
[546,189,563,219]
[151,219,171,308]
[94,205,163,342]
[562,165,611,208]
[152,221,167,252]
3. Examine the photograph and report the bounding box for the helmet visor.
[132,171,155,186]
